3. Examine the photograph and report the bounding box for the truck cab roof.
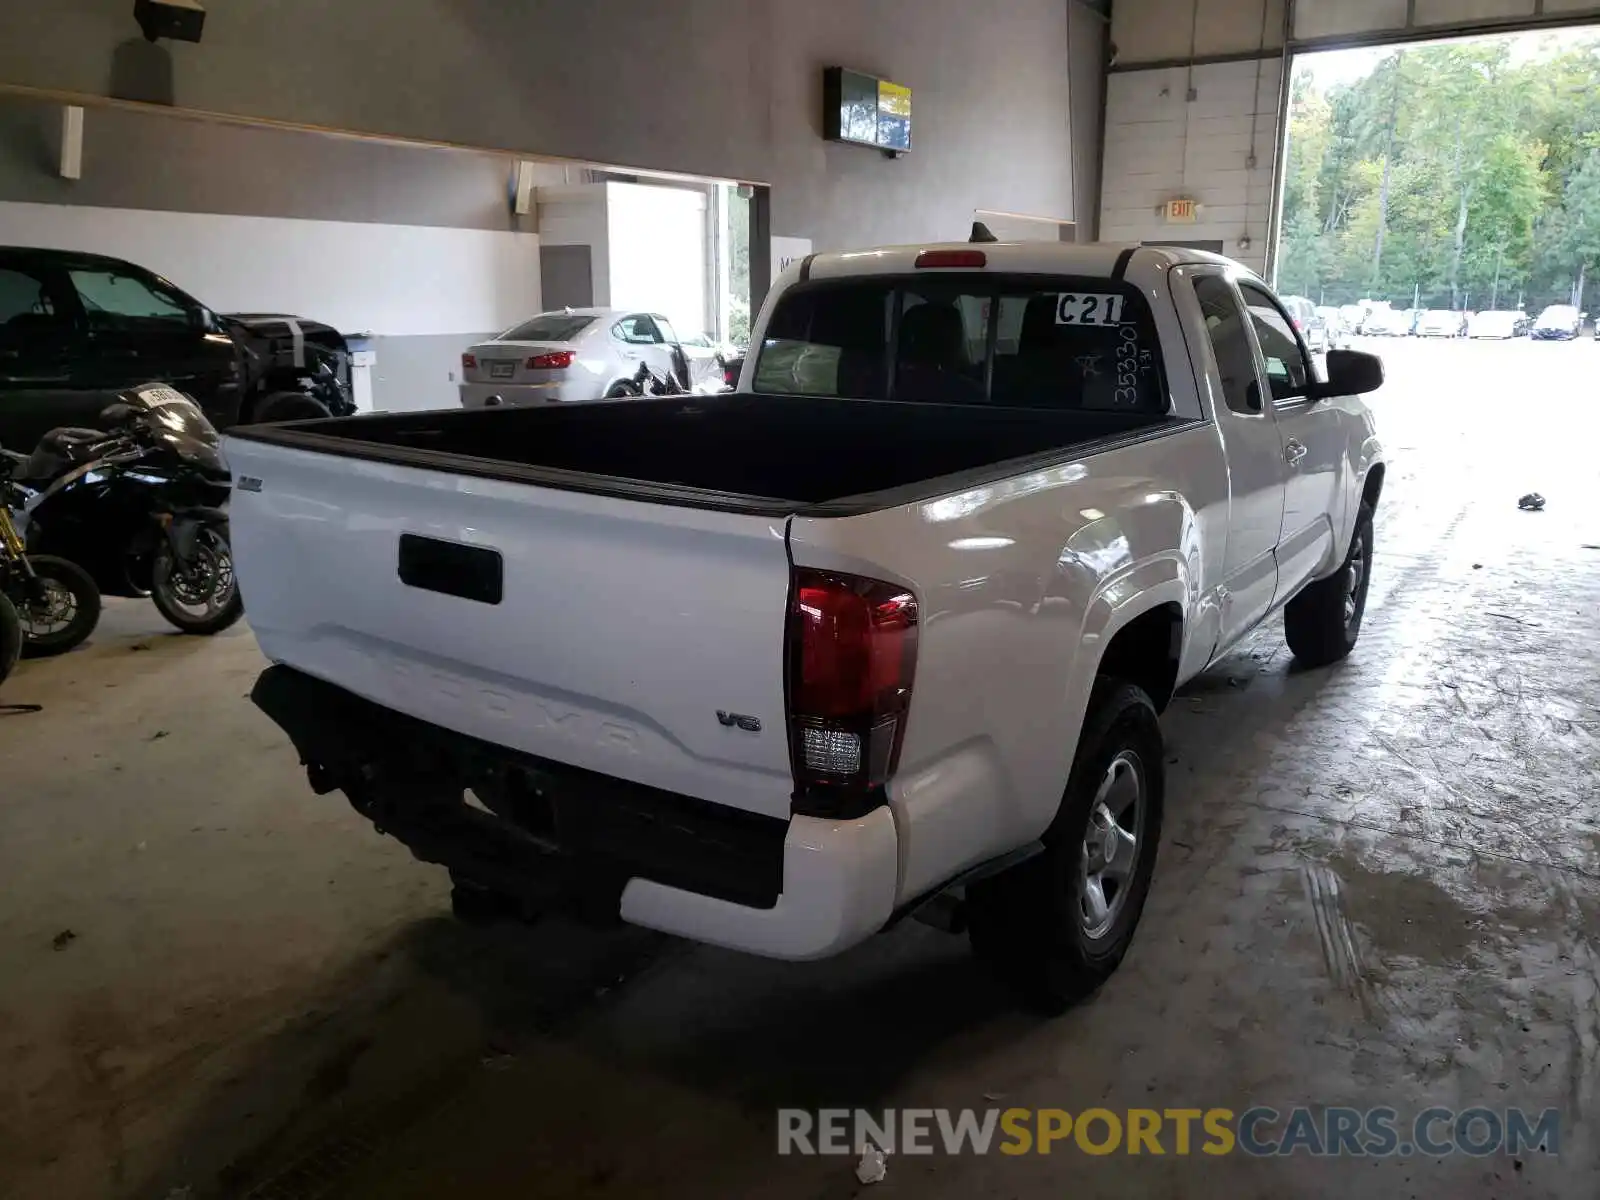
[794,241,1247,286]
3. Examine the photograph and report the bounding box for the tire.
[449,871,535,926]
[149,528,245,636]
[450,876,506,927]
[251,390,331,424]
[14,555,101,658]
[0,592,21,688]
[1284,502,1373,668]
[967,679,1165,1012]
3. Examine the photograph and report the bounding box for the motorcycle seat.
[19,427,109,485]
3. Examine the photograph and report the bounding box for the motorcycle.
[632,361,688,397]
[1,450,102,657]
[1,384,243,636]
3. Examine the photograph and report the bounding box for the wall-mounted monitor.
[824,67,912,154]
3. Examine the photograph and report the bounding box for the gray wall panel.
[0,96,535,231]
[0,0,1078,254]
[370,333,489,413]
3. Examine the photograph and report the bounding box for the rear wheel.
[0,593,21,687]
[1284,502,1373,667]
[150,528,244,635]
[14,555,101,658]
[968,680,1165,1012]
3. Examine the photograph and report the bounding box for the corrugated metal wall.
[1099,57,1282,274]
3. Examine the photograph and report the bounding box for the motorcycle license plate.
[135,385,191,407]
[489,362,516,380]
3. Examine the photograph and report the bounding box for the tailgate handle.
[398,534,503,605]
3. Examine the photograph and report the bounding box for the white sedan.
[1467,310,1523,339]
[1415,309,1467,338]
[459,308,722,408]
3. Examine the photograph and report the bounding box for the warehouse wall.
[1098,57,1282,275]
[1110,0,1286,64]
[1097,0,1284,275]
[0,0,1080,254]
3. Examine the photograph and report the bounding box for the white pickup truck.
[227,242,1385,1008]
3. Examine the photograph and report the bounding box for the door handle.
[1284,439,1308,466]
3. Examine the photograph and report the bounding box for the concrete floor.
[1,338,1597,1199]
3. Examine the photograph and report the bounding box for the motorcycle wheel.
[0,592,21,687]
[149,527,245,636]
[15,555,101,658]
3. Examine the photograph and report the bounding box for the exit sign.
[1164,198,1199,223]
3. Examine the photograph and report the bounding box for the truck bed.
[231,394,1182,514]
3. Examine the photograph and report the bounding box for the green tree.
[1276,35,1596,310]
[1537,149,1600,308]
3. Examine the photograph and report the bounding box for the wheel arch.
[1361,460,1385,511]
[1093,601,1185,714]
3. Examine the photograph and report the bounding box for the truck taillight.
[462,353,478,370]
[528,350,576,370]
[786,568,918,817]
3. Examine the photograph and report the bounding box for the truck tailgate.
[224,437,797,819]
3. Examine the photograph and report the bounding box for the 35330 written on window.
[752,276,1167,412]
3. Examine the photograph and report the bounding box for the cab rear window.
[753,275,1166,412]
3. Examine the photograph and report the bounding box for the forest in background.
[1276,37,1600,311]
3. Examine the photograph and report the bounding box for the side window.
[752,283,892,399]
[1192,275,1262,416]
[0,267,65,331]
[69,269,190,331]
[613,315,661,345]
[652,315,679,345]
[1238,283,1311,401]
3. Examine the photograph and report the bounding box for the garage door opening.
[1273,28,1600,330]
[0,92,761,417]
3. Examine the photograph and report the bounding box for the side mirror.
[1317,348,1383,398]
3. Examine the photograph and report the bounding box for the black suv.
[0,247,355,452]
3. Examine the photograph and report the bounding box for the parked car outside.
[1531,304,1583,340]
[1362,308,1413,337]
[460,308,719,408]
[1313,306,1345,347]
[1467,310,1523,339]
[0,246,353,453]
[1416,309,1468,338]
[1279,295,1329,352]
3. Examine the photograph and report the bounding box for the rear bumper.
[251,665,898,960]
[458,380,596,407]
